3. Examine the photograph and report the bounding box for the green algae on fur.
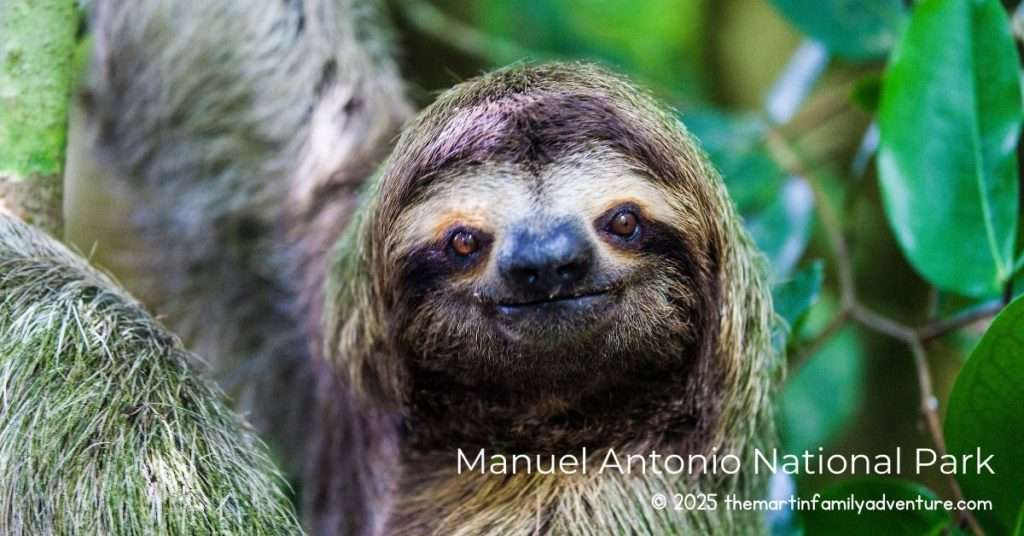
[0,210,302,535]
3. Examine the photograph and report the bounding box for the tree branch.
[0,0,79,237]
[917,300,1004,342]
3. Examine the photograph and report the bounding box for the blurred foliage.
[685,110,814,276]
[388,0,1024,533]
[771,0,907,60]
[60,0,1024,533]
[773,260,824,331]
[779,325,864,454]
[478,0,709,97]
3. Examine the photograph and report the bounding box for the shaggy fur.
[78,1,778,534]
[0,209,301,535]
[82,0,410,475]
[318,63,777,535]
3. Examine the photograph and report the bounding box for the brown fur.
[82,2,776,532]
[83,0,410,479]
[308,63,778,535]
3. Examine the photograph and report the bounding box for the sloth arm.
[79,0,409,479]
[0,211,302,535]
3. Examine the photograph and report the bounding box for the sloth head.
[386,149,715,382]
[328,63,773,451]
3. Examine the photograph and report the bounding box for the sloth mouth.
[493,289,613,316]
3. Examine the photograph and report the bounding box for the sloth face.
[336,66,747,449]
[362,73,726,395]
[390,149,711,385]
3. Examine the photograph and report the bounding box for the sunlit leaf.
[779,327,863,454]
[878,0,1022,297]
[802,479,949,535]
[946,295,1024,534]
[771,0,906,60]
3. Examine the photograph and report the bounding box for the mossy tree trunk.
[0,0,78,237]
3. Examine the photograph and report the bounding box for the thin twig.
[917,300,1003,342]
[765,132,855,307]
[903,339,961,530]
[849,303,915,342]
[907,340,986,536]
[770,131,990,535]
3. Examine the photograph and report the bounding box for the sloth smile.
[492,289,615,317]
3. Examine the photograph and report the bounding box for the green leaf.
[771,0,907,60]
[685,110,814,277]
[877,0,1022,297]
[802,479,949,535]
[779,327,863,453]
[773,260,825,332]
[685,111,785,214]
[945,295,1024,534]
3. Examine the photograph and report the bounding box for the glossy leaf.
[779,327,863,454]
[771,0,906,60]
[878,0,1022,297]
[945,295,1024,534]
[802,479,949,535]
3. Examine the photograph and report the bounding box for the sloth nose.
[498,223,593,295]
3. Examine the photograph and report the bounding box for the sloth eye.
[450,230,480,256]
[607,210,639,239]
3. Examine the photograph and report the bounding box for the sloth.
[307,64,777,535]
[0,1,777,535]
